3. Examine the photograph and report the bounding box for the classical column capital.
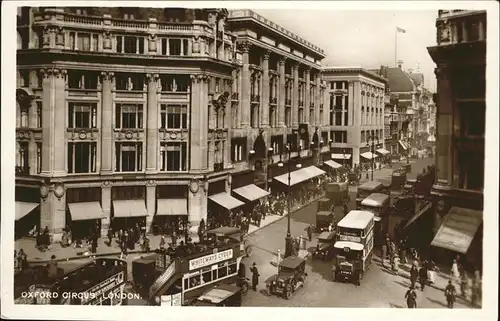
[49,68,67,79]
[237,41,252,53]
[146,73,160,83]
[278,56,287,65]
[190,74,208,83]
[100,71,115,82]
[263,50,271,60]
[291,62,299,70]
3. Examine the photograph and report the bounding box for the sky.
[255,9,439,92]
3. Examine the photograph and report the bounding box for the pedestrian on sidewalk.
[451,258,460,283]
[307,224,312,242]
[91,233,98,254]
[445,280,457,308]
[107,229,113,247]
[392,254,400,275]
[410,264,419,289]
[460,270,469,298]
[251,262,260,291]
[405,286,417,308]
[419,263,428,291]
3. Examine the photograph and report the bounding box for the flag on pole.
[397,26,406,33]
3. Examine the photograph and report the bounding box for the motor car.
[312,231,336,260]
[266,256,307,300]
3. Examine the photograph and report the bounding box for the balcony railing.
[214,162,224,172]
[15,166,30,175]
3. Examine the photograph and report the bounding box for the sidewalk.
[15,194,323,265]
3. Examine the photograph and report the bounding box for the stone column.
[315,76,321,126]
[352,81,362,166]
[304,68,311,125]
[188,181,206,231]
[100,72,114,174]
[28,100,37,174]
[40,183,66,239]
[54,69,66,176]
[240,42,251,127]
[434,66,453,185]
[190,74,209,170]
[101,181,111,236]
[292,63,299,127]
[146,73,159,173]
[278,58,286,127]
[261,51,270,128]
[40,69,53,174]
[146,182,156,233]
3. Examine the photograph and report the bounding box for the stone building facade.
[427,9,486,268]
[321,68,387,167]
[15,7,327,238]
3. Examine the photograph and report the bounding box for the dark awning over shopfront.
[68,202,105,221]
[274,166,325,187]
[431,207,483,254]
[233,184,270,202]
[403,201,432,230]
[376,148,390,156]
[15,202,39,221]
[208,192,244,210]
[331,153,351,160]
[113,200,147,218]
[324,160,342,169]
[156,199,188,216]
[360,152,378,160]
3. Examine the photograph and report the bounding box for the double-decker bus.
[14,258,127,305]
[333,210,375,285]
[137,227,246,306]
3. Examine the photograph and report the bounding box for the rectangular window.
[67,142,97,173]
[335,111,342,126]
[231,138,247,162]
[67,71,98,90]
[319,110,324,126]
[333,131,347,143]
[77,33,91,51]
[115,142,142,172]
[117,36,145,54]
[160,142,187,171]
[115,104,143,129]
[68,102,97,129]
[36,142,42,173]
[36,101,42,128]
[285,107,292,127]
[160,75,190,92]
[271,135,283,155]
[169,39,181,55]
[160,104,187,129]
[321,132,328,146]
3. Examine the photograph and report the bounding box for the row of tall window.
[329,94,349,126]
[66,102,188,130]
[361,130,383,143]
[16,142,42,174]
[17,102,42,128]
[361,107,384,126]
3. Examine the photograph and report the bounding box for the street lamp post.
[278,143,301,258]
[366,130,379,182]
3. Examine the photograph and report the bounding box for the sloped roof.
[409,73,424,87]
[385,67,414,93]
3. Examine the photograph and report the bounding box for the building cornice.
[322,67,388,84]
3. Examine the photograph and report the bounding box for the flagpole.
[394,27,398,67]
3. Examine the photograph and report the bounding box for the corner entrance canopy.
[15,202,39,221]
[324,160,342,169]
[209,192,244,210]
[360,152,378,160]
[157,199,188,216]
[113,200,147,218]
[398,140,408,150]
[68,202,105,221]
[376,148,390,155]
[233,184,270,202]
[274,166,325,187]
[331,153,351,160]
[431,207,483,254]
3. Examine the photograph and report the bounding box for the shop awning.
[113,200,147,218]
[431,207,483,254]
[324,160,342,169]
[331,153,351,160]
[360,152,378,160]
[403,201,432,230]
[233,184,270,202]
[274,166,325,187]
[398,140,408,150]
[15,202,39,221]
[427,135,436,142]
[376,148,390,156]
[209,192,244,210]
[68,202,105,221]
[157,199,188,216]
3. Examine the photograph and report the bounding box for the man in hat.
[405,285,417,308]
[251,262,260,291]
[445,279,457,308]
[307,224,313,242]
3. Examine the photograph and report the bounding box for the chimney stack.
[397,60,403,69]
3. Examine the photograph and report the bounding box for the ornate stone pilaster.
[100,72,114,174]
[146,73,160,173]
[304,67,311,125]
[434,66,453,186]
[39,182,66,238]
[278,57,287,127]
[146,180,157,233]
[239,42,252,127]
[101,180,112,236]
[292,63,299,127]
[190,74,209,170]
[261,50,271,128]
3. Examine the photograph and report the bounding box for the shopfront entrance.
[111,186,147,234]
[66,187,104,241]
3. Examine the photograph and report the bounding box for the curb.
[27,196,325,265]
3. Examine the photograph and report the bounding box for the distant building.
[321,67,388,167]
[427,9,485,269]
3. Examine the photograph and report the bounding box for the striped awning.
[68,202,105,221]
[233,184,270,202]
[157,199,188,216]
[274,166,325,187]
[15,202,39,221]
[324,160,342,169]
[113,200,147,218]
[209,193,244,210]
[431,207,483,254]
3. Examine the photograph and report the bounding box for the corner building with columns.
[15,7,328,239]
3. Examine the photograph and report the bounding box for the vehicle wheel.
[245,245,253,257]
[241,282,249,295]
[284,290,292,300]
